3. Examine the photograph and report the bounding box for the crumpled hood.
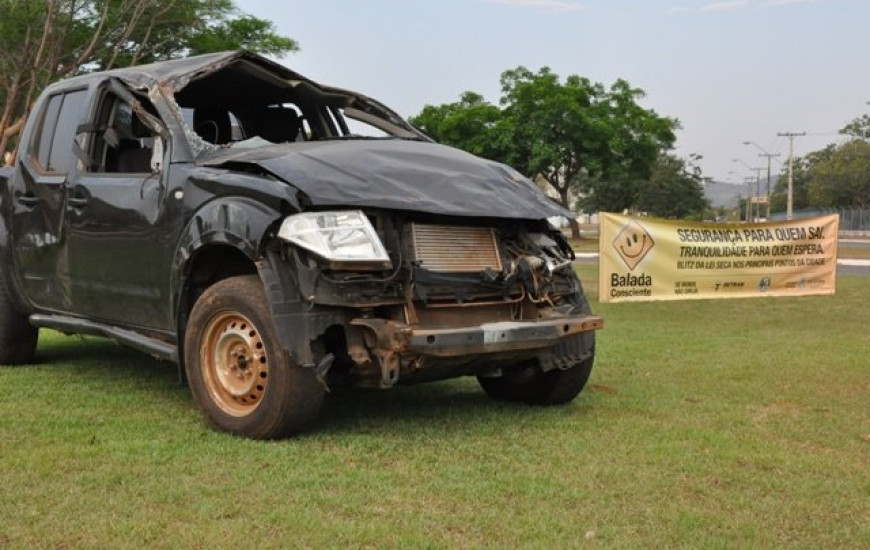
[202,140,570,220]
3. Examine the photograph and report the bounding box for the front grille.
[407,223,502,273]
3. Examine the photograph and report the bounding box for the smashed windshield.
[165,56,425,154]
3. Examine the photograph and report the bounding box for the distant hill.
[705,176,778,208]
[705,180,743,208]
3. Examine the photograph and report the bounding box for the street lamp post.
[743,141,780,220]
[744,178,754,221]
[732,158,764,222]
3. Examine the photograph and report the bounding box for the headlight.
[277,210,391,269]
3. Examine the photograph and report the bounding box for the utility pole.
[758,152,780,219]
[744,142,782,220]
[733,157,765,222]
[777,132,806,220]
[744,177,754,221]
[750,167,763,222]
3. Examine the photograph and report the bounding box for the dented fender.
[256,250,347,367]
[170,194,282,323]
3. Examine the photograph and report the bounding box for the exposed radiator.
[407,223,502,273]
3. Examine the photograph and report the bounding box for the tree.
[767,107,870,214]
[633,153,709,219]
[411,92,506,161]
[770,141,870,212]
[570,79,678,215]
[807,140,870,208]
[840,114,870,140]
[770,146,831,213]
[411,66,678,237]
[0,0,297,156]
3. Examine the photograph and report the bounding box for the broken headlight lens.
[278,210,391,267]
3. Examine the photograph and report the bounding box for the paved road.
[839,239,870,248]
[837,263,870,277]
[838,240,870,274]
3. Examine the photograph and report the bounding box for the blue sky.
[236,0,868,186]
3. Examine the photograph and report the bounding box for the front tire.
[478,352,594,406]
[0,271,38,365]
[184,275,324,439]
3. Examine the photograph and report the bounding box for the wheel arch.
[171,196,288,379]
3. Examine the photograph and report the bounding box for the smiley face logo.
[613,221,655,271]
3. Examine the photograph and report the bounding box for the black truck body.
[0,51,602,438]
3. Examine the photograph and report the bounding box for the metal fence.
[771,207,870,237]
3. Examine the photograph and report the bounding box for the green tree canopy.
[807,140,870,208]
[769,109,870,214]
[770,151,817,213]
[410,66,685,235]
[633,153,709,219]
[412,91,506,161]
[0,0,297,153]
[771,141,870,212]
[840,114,870,140]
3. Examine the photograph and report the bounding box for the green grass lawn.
[1,269,868,548]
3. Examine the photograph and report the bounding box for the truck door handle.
[67,197,88,209]
[17,195,39,207]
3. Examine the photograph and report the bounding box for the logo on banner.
[613,220,655,270]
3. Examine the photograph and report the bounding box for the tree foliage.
[0,0,297,154]
[769,110,870,213]
[769,151,817,213]
[634,153,709,219]
[771,140,870,211]
[412,92,506,162]
[806,140,870,208]
[840,114,870,140]
[410,66,687,234]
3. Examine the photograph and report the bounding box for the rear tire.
[478,352,594,406]
[184,275,324,439]
[0,271,38,365]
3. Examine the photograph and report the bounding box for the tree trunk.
[558,185,580,239]
[559,187,580,239]
[0,113,27,159]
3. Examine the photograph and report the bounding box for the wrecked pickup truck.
[0,51,602,438]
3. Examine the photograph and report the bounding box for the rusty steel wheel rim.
[200,311,269,417]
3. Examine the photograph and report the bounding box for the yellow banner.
[598,213,839,303]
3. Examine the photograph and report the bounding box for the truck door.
[65,83,174,332]
[9,88,89,312]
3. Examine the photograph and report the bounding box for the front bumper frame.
[405,317,603,357]
[349,314,603,388]
[351,315,603,357]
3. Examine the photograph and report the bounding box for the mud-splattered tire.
[184,275,324,439]
[0,271,38,365]
[478,352,594,406]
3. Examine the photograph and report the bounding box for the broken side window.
[83,85,164,174]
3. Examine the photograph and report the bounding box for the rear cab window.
[30,89,88,174]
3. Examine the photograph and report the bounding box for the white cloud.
[699,1,751,12]
[668,1,752,14]
[766,0,817,6]
[481,0,587,12]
